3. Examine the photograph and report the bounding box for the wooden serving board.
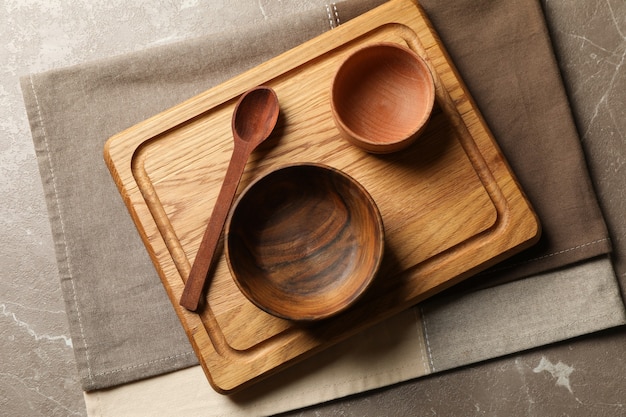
[104,0,540,394]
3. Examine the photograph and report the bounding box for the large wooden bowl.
[225,163,385,321]
[331,42,435,153]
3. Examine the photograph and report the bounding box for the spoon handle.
[180,142,249,311]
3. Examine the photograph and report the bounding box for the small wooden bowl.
[225,163,384,321]
[331,42,435,153]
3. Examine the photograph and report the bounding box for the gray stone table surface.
[1,1,624,416]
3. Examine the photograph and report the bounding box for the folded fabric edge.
[421,255,626,372]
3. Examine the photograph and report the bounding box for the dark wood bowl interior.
[331,42,435,153]
[225,163,384,321]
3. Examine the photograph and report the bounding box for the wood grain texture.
[104,0,540,394]
[225,163,384,322]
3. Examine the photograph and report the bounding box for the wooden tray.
[104,0,540,394]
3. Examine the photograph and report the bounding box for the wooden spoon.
[180,86,280,311]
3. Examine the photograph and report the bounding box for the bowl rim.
[224,162,385,321]
[330,42,436,153]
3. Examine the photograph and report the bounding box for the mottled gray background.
[2,1,624,416]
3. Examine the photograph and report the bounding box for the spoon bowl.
[233,87,281,146]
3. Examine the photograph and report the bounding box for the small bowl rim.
[330,42,436,153]
[224,162,385,321]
